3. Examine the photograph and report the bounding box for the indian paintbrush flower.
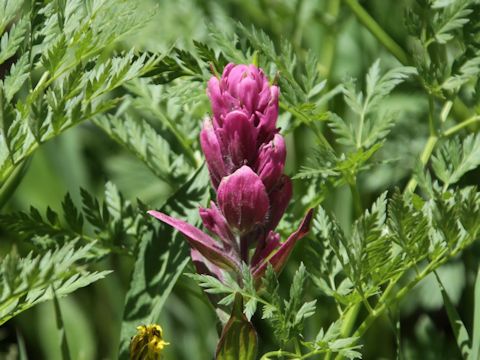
[149,63,312,288]
[207,63,279,146]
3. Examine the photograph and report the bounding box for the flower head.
[130,324,169,360]
[201,64,280,188]
[149,63,312,289]
[207,63,279,144]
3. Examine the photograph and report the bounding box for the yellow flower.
[130,324,170,360]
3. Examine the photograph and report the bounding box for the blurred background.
[1,0,479,359]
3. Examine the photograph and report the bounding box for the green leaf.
[94,114,176,184]
[435,271,471,358]
[216,293,258,360]
[432,134,480,188]
[52,291,72,360]
[442,52,480,91]
[0,17,28,65]
[432,0,474,44]
[0,0,24,34]
[0,241,111,325]
[302,320,362,359]
[118,164,210,359]
[295,300,317,324]
[3,53,30,102]
[328,112,356,147]
[470,266,480,360]
[0,0,162,187]
[335,60,415,149]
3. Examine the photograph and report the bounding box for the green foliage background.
[0,0,480,359]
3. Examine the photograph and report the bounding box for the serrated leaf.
[295,300,317,324]
[0,17,28,66]
[0,242,111,325]
[432,134,480,188]
[118,165,210,359]
[432,0,473,44]
[442,52,480,91]
[3,54,29,102]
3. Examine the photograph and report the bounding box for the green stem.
[428,96,437,136]
[405,113,480,193]
[318,0,341,79]
[352,265,431,338]
[405,135,438,193]
[332,303,362,360]
[0,159,30,209]
[279,102,333,150]
[292,0,306,54]
[342,0,409,65]
[53,289,71,360]
[341,303,361,338]
[343,0,472,124]
[260,350,298,359]
[349,180,363,219]
[352,248,465,340]
[294,338,302,355]
[444,115,480,137]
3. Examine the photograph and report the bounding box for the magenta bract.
[149,63,312,288]
[207,64,279,144]
[255,133,286,191]
[217,166,269,234]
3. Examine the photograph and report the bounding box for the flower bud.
[199,202,237,254]
[130,324,169,360]
[266,175,293,232]
[200,118,226,188]
[255,133,286,191]
[256,85,279,144]
[217,166,269,234]
[219,110,258,169]
[207,63,279,145]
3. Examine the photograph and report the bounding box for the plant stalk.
[342,0,472,123]
[342,0,409,65]
[53,289,72,360]
[349,180,363,219]
[405,135,438,193]
[0,159,30,209]
[444,115,480,137]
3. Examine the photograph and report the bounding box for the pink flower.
[207,64,279,145]
[149,63,312,287]
[217,166,269,234]
[201,64,280,189]
[255,133,286,191]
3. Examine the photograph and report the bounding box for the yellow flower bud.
[130,324,169,360]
